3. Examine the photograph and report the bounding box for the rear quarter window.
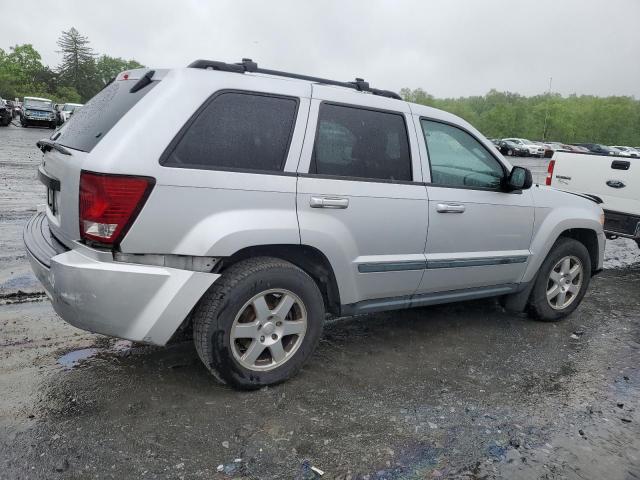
[161,91,299,173]
[54,78,156,152]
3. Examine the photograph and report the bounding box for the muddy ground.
[1,123,639,479]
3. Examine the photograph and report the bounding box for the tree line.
[0,28,143,104]
[400,88,640,146]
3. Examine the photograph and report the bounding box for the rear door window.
[54,78,156,152]
[162,91,298,172]
[311,103,412,181]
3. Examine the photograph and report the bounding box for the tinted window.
[422,120,504,189]
[55,79,156,152]
[165,92,298,172]
[311,103,412,181]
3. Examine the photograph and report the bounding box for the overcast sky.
[2,0,639,98]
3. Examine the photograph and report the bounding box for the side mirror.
[506,166,533,191]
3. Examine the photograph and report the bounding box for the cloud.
[2,0,639,97]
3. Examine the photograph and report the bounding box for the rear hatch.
[39,70,158,247]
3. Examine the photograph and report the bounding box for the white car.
[58,103,83,124]
[502,138,545,157]
[610,146,640,158]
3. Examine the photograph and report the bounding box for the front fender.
[523,194,604,283]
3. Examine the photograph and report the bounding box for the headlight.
[599,212,605,226]
[25,109,32,115]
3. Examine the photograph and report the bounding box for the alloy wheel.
[230,289,307,371]
[546,255,583,310]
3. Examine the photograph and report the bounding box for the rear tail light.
[79,171,154,246]
[545,160,556,186]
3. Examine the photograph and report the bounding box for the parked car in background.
[6,100,18,118]
[502,138,545,157]
[610,146,639,158]
[11,100,22,118]
[25,60,604,389]
[545,142,579,153]
[20,96,56,128]
[565,144,591,153]
[0,98,12,126]
[56,102,83,125]
[608,147,627,157]
[498,140,528,157]
[532,141,554,158]
[572,143,615,156]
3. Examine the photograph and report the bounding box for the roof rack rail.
[187,58,402,100]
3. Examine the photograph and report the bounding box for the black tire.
[507,149,514,156]
[20,120,28,128]
[527,237,591,322]
[49,122,56,129]
[193,257,325,389]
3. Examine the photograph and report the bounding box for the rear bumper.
[24,212,219,345]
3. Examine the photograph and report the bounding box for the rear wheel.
[193,257,324,389]
[527,238,591,321]
[506,149,514,156]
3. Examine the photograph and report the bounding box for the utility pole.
[542,76,553,141]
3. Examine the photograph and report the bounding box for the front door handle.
[310,196,349,209]
[436,203,466,213]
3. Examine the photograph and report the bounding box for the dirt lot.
[1,123,639,479]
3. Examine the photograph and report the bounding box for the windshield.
[62,104,79,111]
[24,99,52,110]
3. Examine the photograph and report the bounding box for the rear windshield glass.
[54,78,156,152]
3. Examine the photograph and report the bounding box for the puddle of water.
[0,273,39,291]
[57,348,99,369]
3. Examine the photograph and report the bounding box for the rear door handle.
[436,203,466,213]
[310,196,349,209]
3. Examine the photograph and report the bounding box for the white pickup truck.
[547,151,640,248]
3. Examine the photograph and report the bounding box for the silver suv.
[25,59,605,389]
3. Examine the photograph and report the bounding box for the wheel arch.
[557,228,599,271]
[504,225,601,313]
[216,244,342,315]
[523,204,604,285]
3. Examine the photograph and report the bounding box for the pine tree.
[56,27,97,101]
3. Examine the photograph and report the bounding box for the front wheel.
[506,149,514,156]
[527,238,591,321]
[193,257,325,389]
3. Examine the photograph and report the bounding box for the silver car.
[25,59,605,389]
